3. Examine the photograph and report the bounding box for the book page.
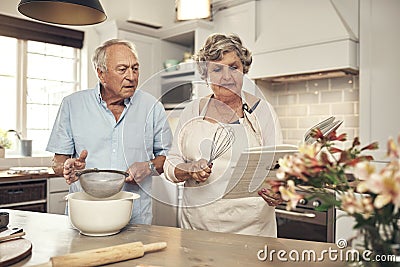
[223,147,297,199]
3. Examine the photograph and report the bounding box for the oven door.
[276,207,334,243]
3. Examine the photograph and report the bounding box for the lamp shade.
[176,0,211,21]
[18,0,107,26]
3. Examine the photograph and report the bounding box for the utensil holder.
[20,139,32,157]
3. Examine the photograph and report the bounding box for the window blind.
[0,14,84,48]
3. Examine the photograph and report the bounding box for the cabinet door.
[48,177,69,192]
[213,1,256,49]
[48,192,67,215]
[119,30,161,98]
[47,177,68,214]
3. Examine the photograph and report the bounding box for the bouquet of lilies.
[266,128,400,265]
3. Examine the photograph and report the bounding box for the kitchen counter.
[2,209,348,267]
[0,169,57,182]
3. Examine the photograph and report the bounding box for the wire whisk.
[208,125,235,166]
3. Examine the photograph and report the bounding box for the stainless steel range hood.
[249,0,359,80]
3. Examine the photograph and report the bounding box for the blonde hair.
[193,33,252,80]
[92,39,139,72]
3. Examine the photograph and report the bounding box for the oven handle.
[275,209,316,218]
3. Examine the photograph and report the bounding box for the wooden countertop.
[0,169,58,182]
[2,209,348,267]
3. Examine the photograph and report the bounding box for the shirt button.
[113,149,116,152]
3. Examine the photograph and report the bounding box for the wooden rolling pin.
[33,241,167,267]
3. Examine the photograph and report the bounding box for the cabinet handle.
[275,209,316,218]
[7,189,24,194]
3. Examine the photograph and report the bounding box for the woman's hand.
[258,188,284,207]
[174,159,212,183]
[188,159,212,183]
[63,150,88,184]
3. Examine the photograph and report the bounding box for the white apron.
[179,99,277,237]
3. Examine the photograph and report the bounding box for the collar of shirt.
[95,83,133,108]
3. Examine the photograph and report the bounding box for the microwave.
[160,64,198,109]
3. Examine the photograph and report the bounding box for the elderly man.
[47,39,172,224]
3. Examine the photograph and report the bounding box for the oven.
[275,190,335,243]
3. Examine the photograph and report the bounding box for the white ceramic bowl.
[67,191,140,236]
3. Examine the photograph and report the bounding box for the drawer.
[48,177,69,192]
[0,180,47,204]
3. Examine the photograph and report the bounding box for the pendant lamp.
[18,0,107,26]
[176,0,211,21]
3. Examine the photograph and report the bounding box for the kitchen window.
[0,14,83,155]
[0,36,80,154]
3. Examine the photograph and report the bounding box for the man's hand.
[63,150,88,184]
[126,161,152,184]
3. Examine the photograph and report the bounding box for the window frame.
[0,14,83,154]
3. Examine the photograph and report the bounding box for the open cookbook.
[223,116,343,199]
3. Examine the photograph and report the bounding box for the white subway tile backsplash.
[273,106,287,117]
[299,92,319,104]
[330,76,355,90]
[279,117,298,128]
[299,117,329,129]
[343,89,359,102]
[286,105,308,116]
[309,104,330,115]
[278,94,297,105]
[321,90,342,103]
[0,156,53,170]
[288,81,307,94]
[258,75,359,144]
[270,83,287,92]
[343,115,359,128]
[307,79,329,92]
[284,129,305,142]
[332,103,356,115]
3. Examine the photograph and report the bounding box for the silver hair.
[193,33,252,80]
[91,39,139,73]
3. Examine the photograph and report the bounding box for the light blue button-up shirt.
[46,84,172,224]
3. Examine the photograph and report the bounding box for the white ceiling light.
[176,0,211,21]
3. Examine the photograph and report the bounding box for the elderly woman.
[163,33,282,237]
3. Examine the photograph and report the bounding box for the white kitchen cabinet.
[359,0,400,159]
[118,30,162,98]
[159,20,213,54]
[151,175,179,227]
[213,1,256,50]
[47,177,69,215]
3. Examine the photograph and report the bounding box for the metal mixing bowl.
[76,169,129,198]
